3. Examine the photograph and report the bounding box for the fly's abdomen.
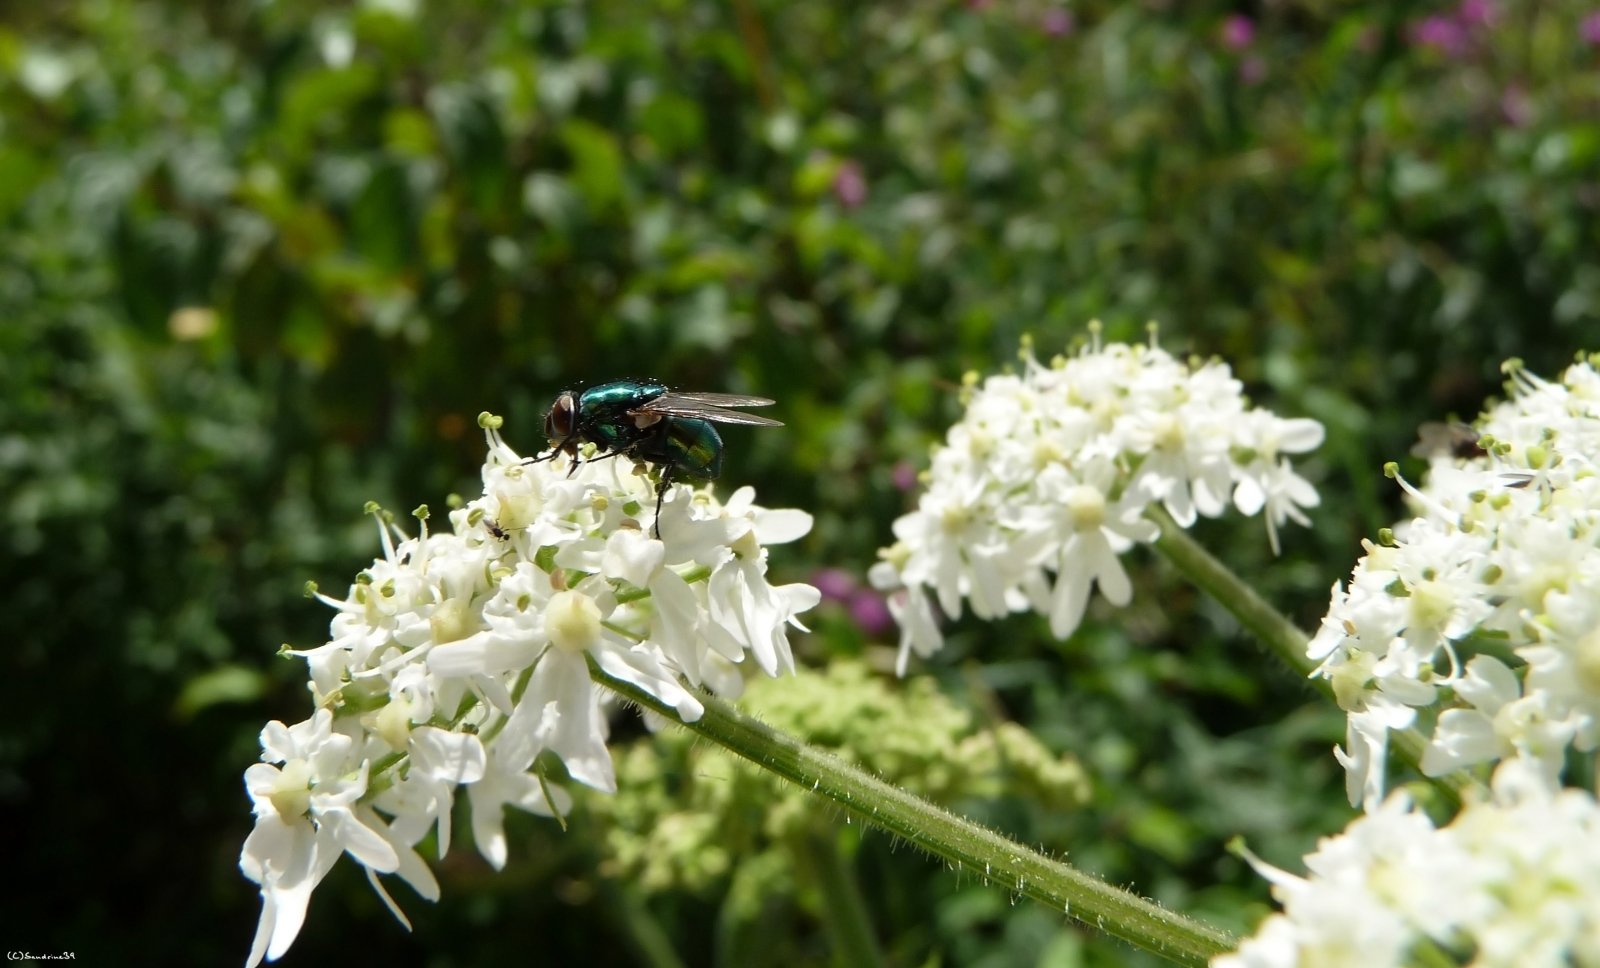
[634,419,723,480]
[671,420,724,479]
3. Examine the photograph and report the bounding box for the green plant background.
[3,1,1595,965]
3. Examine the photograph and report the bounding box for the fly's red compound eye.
[545,392,577,443]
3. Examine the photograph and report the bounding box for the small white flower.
[373,726,487,857]
[1014,460,1158,639]
[241,710,405,967]
[239,413,816,962]
[1422,655,1577,789]
[876,330,1324,671]
[1230,414,1325,555]
[1311,354,1600,808]
[1220,761,1600,968]
[465,670,573,871]
[1332,699,1416,809]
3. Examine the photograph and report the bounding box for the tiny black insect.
[1411,421,1486,461]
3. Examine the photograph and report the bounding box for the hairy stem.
[590,657,1236,966]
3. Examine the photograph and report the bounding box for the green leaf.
[560,119,627,213]
[174,664,267,718]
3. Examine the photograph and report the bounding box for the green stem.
[589,658,1236,967]
[1147,506,1319,681]
[1408,936,1462,968]
[792,827,888,968]
[1146,506,1475,808]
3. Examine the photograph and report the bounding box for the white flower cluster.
[1215,761,1600,968]
[1310,355,1600,809]
[871,330,1324,674]
[240,415,818,966]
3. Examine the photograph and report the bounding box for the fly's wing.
[652,392,776,406]
[634,391,783,427]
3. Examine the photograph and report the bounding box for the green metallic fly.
[529,380,782,536]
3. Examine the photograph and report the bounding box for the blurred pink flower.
[1239,54,1266,85]
[808,568,893,635]
[848,590,894,636]
[1583,11,1600,44]
[1220,14,1255,51]
[811,567,859,603]
[892,459,918,493]
[1411,14,1472,57]
[1040,8,1074,37]
[1457,0,1496,27]
[833,160,867,210]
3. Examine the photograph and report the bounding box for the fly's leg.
[652,465,676,540]
[571,448,631,480]
[524,447,626,476]
[524,443,579,469]
[519,451,584,475]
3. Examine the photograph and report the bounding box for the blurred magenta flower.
[811,567,859,603]
[1457,0,1496,27]
[1220,14,1255,51]
[1040,8,1074,37]
[1583,11,1600,44]
[892,459,919,493]
[809,568,893,635]
[833,160,867,210]
[1411,14,1472,57]
[848,590,894,636]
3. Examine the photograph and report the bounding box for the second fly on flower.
[530,380,782,536]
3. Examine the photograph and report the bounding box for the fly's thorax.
[585,418,644,451]
[571,380,670,452]
[578,380,669,414]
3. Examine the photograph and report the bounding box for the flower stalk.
[589,656,1237,967]
[1147,505,1475,810]
[1147,505,1316,679]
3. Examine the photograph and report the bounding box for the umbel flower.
[240,414,818,966]
[1216,760,1600,968]
[1310,354,1600,810]
[872,327,1324,674]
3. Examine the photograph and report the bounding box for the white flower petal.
[524,650,615,793]
[753,507,813,544]
[595,644,705,722]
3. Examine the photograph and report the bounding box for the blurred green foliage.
[2,0,1596,964]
